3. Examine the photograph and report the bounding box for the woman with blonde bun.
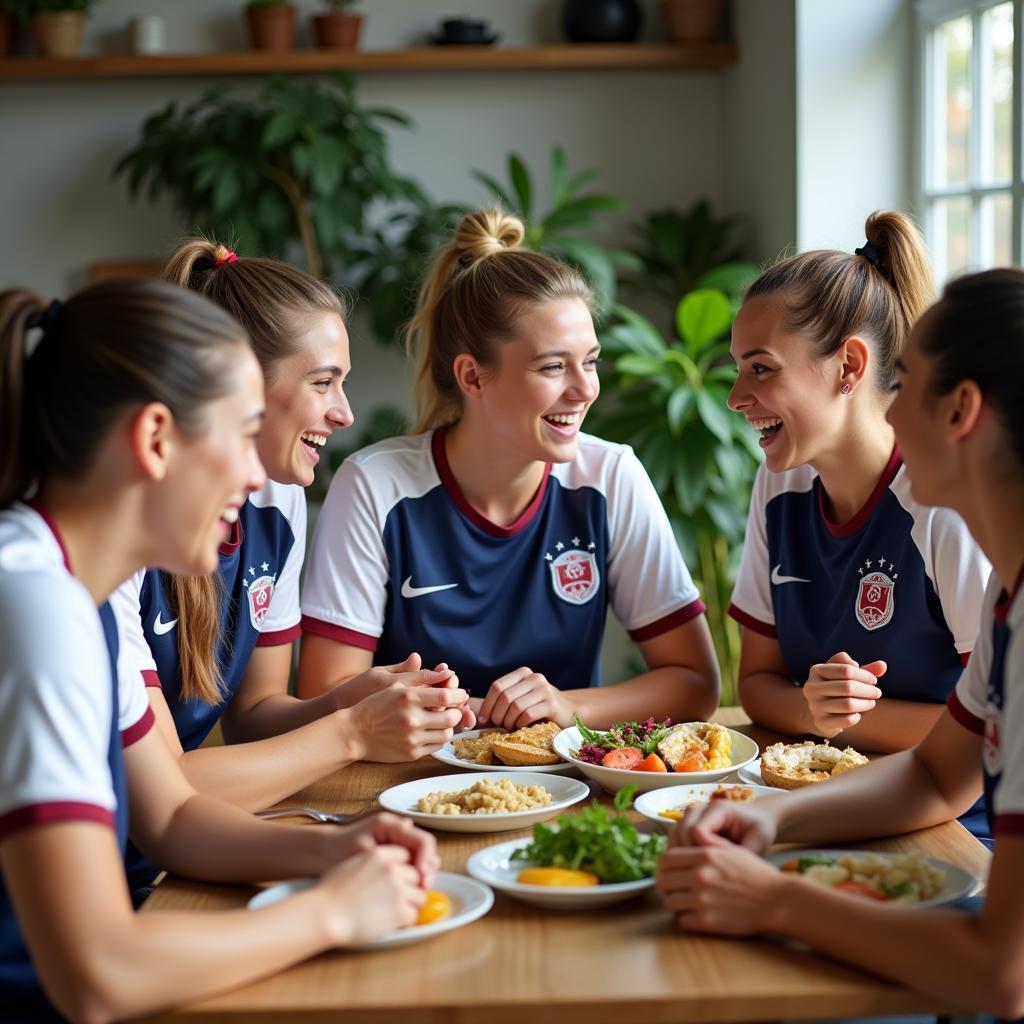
[726,212,990,838]
[0,279,434,1023]
[298,209,720,731]
[109,241,469,896]
[658,269,1024,1017]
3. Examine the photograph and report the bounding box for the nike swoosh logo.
[771,564,811,585]
[153,613,178,636]
[400,576,459,599]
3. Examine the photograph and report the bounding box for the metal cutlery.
[256,806,371,825]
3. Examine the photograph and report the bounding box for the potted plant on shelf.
[244,0,295,52]
[312,0,362,50]
[11,0,98,58]
[661,0,723,44]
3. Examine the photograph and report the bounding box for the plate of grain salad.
[377,772,591,833]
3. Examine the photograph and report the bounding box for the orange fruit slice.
[415,889,452,926]
[516,867,599,887]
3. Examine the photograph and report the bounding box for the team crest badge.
[247,574,275,629]
[983,705,1001,777]
[549,549,600,606]
[854,557,897,631]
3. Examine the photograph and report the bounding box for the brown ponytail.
[744,210,935,389]
[0,280,246,512]
[162,238,346,703]
[405,208,594,433]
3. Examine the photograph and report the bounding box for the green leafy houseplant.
[588,287,762,703]
[472,147,642,314]
[114,73,438,331]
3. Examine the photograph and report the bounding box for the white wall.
[795,0,914,250]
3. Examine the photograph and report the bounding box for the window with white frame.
[917,0,1019,282]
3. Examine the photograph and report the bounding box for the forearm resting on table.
[174,715,362,812]
[568,665,719,730]
[769,853,1024,1019]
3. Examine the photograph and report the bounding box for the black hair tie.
[855,242,882,269]
[28,298,63,338]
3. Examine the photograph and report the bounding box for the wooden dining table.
[139,716,991,1024]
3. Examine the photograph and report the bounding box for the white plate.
[552,725,760,795]
[247,871,493,949]
[432,728,575,774]
[634,782,781,827]
[377,771,590,833]
[736,760,766,786]
[763,849,978,909]
[465,837,655,909]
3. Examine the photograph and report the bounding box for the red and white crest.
[549,550,599,606]
[983,705,1002,776]
[247,574,275,629]
[855,570,895,631]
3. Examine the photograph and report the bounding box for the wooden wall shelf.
[0,44,736,81]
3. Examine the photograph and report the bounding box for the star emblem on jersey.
[546,538,599,606]
[854,556,897,631]
[245,573,276,629]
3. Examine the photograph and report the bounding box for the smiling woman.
[107,240,473,902]
[724,212,992,844]
[298,208,721,733]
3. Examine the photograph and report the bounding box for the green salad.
[510,786,667,883]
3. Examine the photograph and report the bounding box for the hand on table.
[329,812,439,887]
[477,667,575,730]
[345,679,469,761]
[669,798,778,854]
[331,652,456,708]
[317,841,426,946]
[803,652,886,738]
[656,842,785,936]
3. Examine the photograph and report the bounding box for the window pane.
[979,192,1013,266]
[979,3,1013,184]
[933,16,972,188]
[933,197,973,280]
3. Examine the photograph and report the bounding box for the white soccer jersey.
[950,569,1024,836]
[302,428,704,697]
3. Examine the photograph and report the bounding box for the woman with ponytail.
[298,209,720,730]
[0,280,435,1023]
[726,212,991,834]
[658,269,1024,1016]
[110,241,469,895]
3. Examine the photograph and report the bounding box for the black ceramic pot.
[562,0,642,43]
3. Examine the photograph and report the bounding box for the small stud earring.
[841,382,852,394]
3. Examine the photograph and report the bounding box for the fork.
[256,806,371,824]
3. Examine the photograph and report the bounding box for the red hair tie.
[214,247,238,267]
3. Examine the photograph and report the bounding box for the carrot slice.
[634,753,668,772]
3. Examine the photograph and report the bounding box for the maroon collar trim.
[26,501,72,572]
[431,426,552,538]
[995,563,1024,625]
[219,516,243,556]
[818,444,902,538]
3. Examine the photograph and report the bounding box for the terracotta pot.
[0,13,15,57]
[245,4,296,51]
[312,11,363,49]
[660,0,723,44]
[32,11,85,58]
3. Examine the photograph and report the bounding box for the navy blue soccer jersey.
[950,569,1024,840]
[301,428,705,699]
[110,479,305,752]
[0,505,153,1015]
[729,449,990,704]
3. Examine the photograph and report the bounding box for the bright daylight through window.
[918,0,1019,281]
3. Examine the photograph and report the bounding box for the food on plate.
[778,851,944,903]
[416,779,552,815]
[510,786,667,883]
[574,716,732,773]
[658,785,756,820]
[760,740,869,790]
[414,889,452,926]
[452,721,561,766]
[575,715,673,766]
[656,722,731,772]
[516,867,599,887]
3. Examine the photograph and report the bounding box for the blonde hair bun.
[454,209,525,269]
